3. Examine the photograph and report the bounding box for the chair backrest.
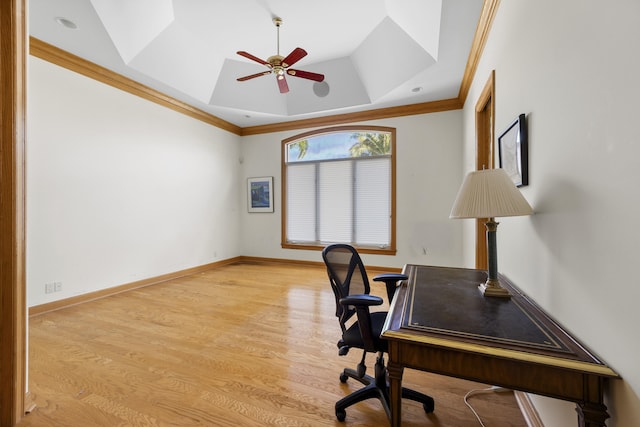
[322,244,371,331]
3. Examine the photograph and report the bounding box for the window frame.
[281,125,397,255]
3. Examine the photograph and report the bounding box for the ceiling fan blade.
[237,71,272,81]
[237,51,270,66]
[287,69,325,82]
[282,47,307,67]
[277,75,289,93]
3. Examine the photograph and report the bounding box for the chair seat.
[342,311,388,352]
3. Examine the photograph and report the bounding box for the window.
[282,126,396,254]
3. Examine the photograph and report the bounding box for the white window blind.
[286,163,316,242]
[318,160,353,242]
[355,158,390,246]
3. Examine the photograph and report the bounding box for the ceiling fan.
[236,17,325,94]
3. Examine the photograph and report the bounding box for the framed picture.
[498,113,528,187]
[247,176,274,212]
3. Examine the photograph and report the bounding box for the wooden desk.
[381,265,619,427]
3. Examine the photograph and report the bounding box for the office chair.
[322,243,435,422]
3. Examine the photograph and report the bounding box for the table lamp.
[449,168,533,298]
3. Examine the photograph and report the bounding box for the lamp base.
[479,278,511,298]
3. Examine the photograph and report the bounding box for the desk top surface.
[382,265,618,377]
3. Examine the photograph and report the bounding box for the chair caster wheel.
[339,373,348,383]
[336,408,346,421]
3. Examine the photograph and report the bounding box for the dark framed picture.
[498,114,528,187]
[247,176,274,212]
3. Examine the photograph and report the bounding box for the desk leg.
[387,360,404,427]
[576,402,610,427]
[575,375,610,427]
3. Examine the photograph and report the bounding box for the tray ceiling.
[29,0,483,128]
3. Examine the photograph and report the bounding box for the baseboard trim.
[514,391,544,427]
[28,255,403,317]
[237,256,324,268]
[29,257,242,316]
[237,255,402,274]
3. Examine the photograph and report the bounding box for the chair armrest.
[373,273,408,282]
[339,294,383,353]
[339,294,383,307]
[373,273,409,302]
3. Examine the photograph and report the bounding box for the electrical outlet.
[45,281,62,293]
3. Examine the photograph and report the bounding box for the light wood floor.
[19,261,527,426]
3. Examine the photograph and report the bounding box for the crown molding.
[458,0,501,105]
[29,37,242,136]
[240,97,463,136]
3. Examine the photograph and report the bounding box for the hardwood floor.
[19,261,528,426]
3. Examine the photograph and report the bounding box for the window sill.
[282,242,397,255]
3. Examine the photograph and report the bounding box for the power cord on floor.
[463,385,511,426]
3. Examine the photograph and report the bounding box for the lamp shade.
[450,168,533,219]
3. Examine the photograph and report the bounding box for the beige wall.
[462,1,640,425]
[27,58,465,303]
[27,57,242,307]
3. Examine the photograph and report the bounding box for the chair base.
[335,357,434,422]
[336,368,390,421]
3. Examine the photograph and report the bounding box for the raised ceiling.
[29,0,484,129]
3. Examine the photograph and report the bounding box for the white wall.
[239,112,464,269]
[462,1,640,426]
[27,57,464,297]
[27,57,242,307]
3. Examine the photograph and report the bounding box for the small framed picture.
[247,177,274,213]
[498,114,528,187]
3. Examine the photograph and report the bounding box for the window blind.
[286,157,390,247]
